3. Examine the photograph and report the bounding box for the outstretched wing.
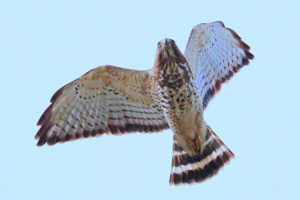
[184,21,254,109]
[35,65,169,146]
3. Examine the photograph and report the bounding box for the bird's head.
[152,38,190,83]
[155,38,182,61]
[153,38,186,69]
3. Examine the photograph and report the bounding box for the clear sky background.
[1,0,299,199]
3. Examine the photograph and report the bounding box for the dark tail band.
[169,125,234,185]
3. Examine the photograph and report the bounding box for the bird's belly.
[158,87,203,137]
[152,76,205,154]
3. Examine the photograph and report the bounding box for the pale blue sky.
[1,0,299,199]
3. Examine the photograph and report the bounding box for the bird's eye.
[157,42,161,47]
[170,39,175,44]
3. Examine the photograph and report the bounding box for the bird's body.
[150,39,205,155]
[36,21,253,185]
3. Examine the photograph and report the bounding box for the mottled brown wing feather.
[184,21,254,109]
[36,65,169,146]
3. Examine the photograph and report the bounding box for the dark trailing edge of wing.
[202,24,254,109]
[35,81,170,146]
[37,82,70,126]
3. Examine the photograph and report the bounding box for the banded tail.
[169,125,234,185]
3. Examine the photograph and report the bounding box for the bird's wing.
[184,21,254,109]
[35,65,169,146]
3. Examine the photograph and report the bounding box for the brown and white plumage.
[36,66,169,146]
[184,21,254,109]
[36,21,253,185]
[170,126,234,184]
[167,21,253,185]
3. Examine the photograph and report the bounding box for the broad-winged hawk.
[36,21,254,185]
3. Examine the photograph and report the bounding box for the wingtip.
[242,58,250,65]
[246,51,254,60]
[36,142,44,147]
[238,41,250,51]
[36,135,47,146]
[227,28,242,40]
[50,85,65,103]
[37,104,53,125]
[214,21,225,27]
[34,133,39,140]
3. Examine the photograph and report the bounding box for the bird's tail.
[169,125,234,185]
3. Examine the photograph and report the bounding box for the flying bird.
[36,21,254,185]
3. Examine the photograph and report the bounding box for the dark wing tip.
[50,85,65,103]
[37,104,53,125]
[36,132,48,146]
[242,58,250,65]
[226,28,241,40]
[211,21,225,27]
[36,81,72,145]
[35,123,52,146]
[36,139,47,146]
[246,51,254,60]
[239,41,250,50]
[226,27,253,55]
[50,81,72,102]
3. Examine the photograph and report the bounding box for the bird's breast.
[151,67,199,119]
